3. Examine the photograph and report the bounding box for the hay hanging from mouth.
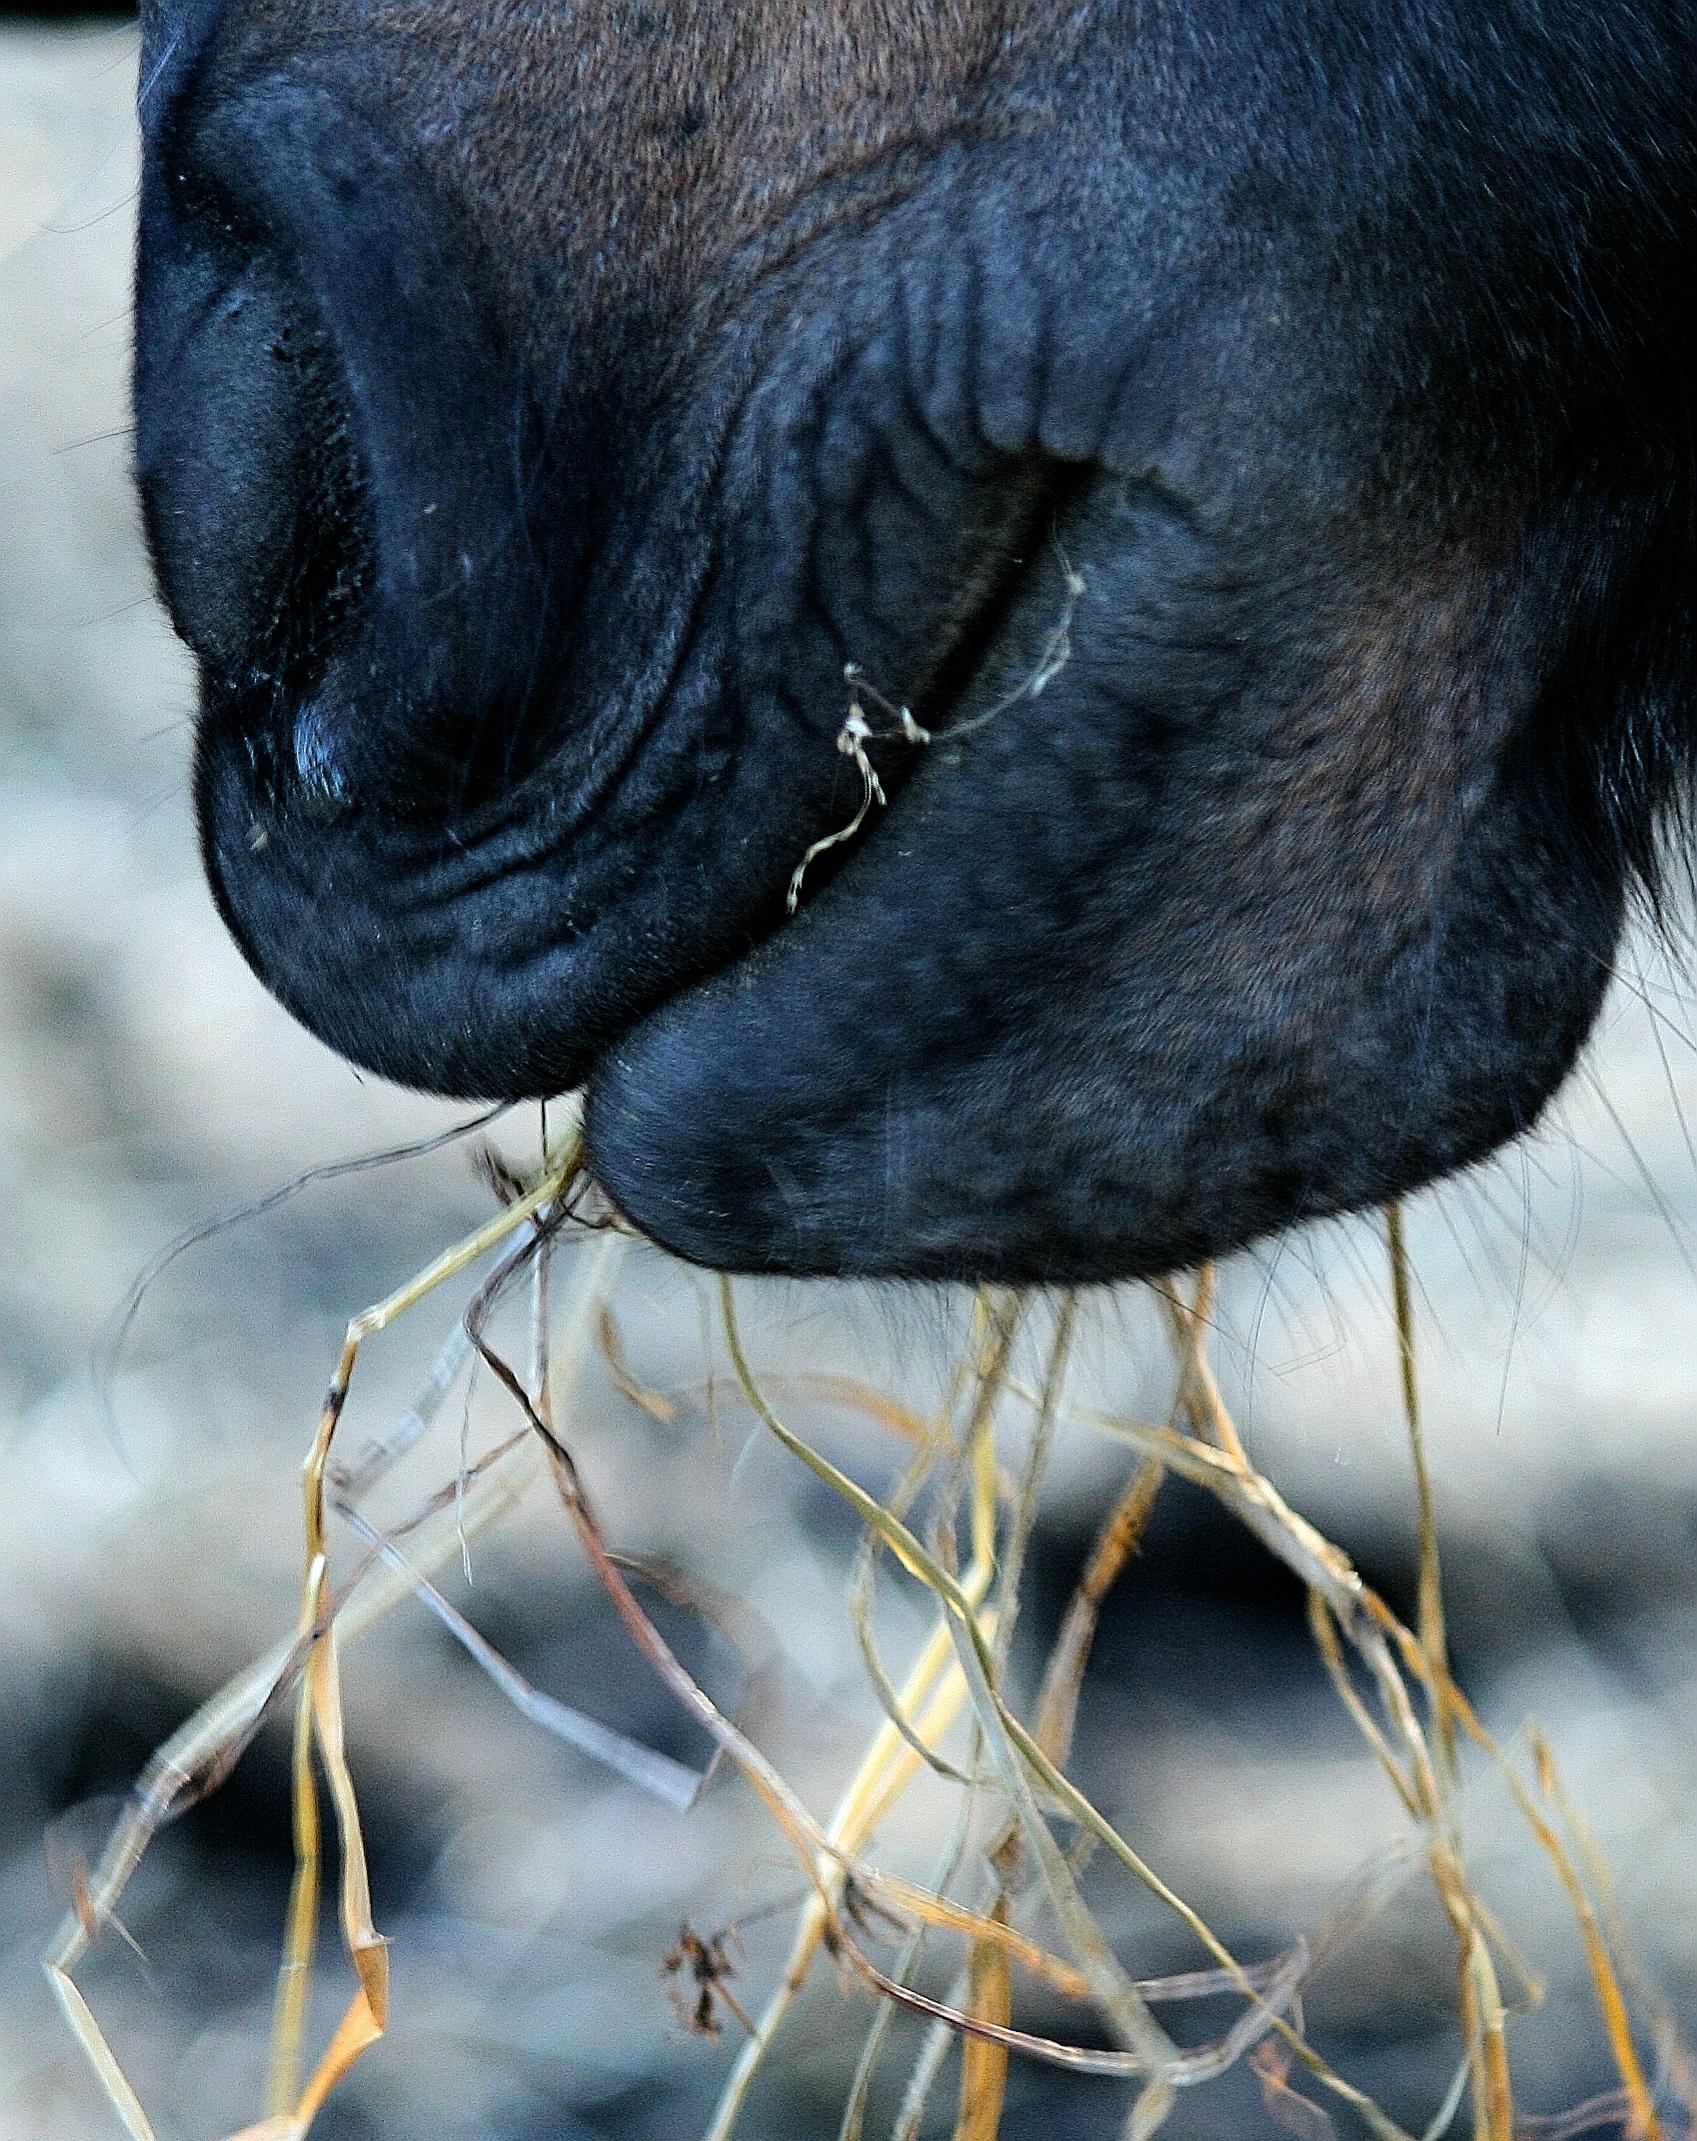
[45,1126,1697,2141]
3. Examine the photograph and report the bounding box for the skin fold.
[133,0,1696,1279]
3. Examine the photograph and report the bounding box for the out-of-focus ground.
[4,25,1697,2141]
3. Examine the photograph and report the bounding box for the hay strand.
[47,1156,1690,2141]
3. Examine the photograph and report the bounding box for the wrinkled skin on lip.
[136,0,1696,1281]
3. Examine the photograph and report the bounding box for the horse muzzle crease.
[132,0,1697,1281]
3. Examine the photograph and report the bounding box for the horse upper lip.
[158,75,1096,1102]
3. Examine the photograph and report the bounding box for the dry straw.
[45,1129,1697,2141]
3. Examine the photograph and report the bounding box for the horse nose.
[135,71,555,807]
[134,189,362,685]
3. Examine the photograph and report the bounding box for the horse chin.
[581,523,1633,1283]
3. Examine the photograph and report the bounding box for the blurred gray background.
[4,22,1697,2141]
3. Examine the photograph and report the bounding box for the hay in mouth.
[48,1127,1690,2141]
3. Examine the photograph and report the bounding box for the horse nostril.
[292,704,357,823]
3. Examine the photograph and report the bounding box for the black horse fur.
[133,0,1697,1281]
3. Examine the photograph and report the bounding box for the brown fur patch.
[226,0,1062,351]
